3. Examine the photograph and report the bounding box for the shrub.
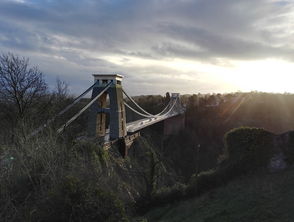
[136,183,187,214]
[37,175,129,222]
[72,139,109,169]
[186,127,275,197]
[152,183,186,204]
[224,127,274,172]
[186,169,220,196]
[186,162,253,198]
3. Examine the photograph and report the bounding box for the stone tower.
[87,74,127,140]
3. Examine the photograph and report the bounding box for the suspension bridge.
[33,74,185,157]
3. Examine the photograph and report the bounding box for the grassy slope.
[144,167,294,222]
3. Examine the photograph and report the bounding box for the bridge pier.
[118,132,140,157]
[87,74,140,157]
[87,74,127,140]
[163,113,185,136]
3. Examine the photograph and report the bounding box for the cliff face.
[93,135,180,204]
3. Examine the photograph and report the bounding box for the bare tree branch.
[0,53,47,120]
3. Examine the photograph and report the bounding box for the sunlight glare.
[232,59,294,93]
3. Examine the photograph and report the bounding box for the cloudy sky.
[0,0,294,95]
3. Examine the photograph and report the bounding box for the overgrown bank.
[136,127,294,217]
[144,166,294,222]
[0,127,189,221]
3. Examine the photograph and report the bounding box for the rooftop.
[92,74,123,78]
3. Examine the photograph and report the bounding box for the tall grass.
[0,127,128,221]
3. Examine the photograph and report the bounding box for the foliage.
[4,53,294,221]
[135,183,187,215]
[72,139,110,169]
[0,131,130,221]
[187,127,275,197]
[37,176,128,222]
[224,127,274,171]
[136,127,276,213]
[150,183,186,206]
[145,167,294,222]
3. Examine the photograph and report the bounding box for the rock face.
[268,153,287,172]
[268,131,294,172]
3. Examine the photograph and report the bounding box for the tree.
[55,78,69,99]
[0,53,47,120]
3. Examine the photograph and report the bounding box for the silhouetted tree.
[55,78,69,99]
[0,53,47,120]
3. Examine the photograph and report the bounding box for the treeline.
[136,91,294,182]
[184,91,294,134]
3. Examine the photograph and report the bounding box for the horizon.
[1,0,294,96]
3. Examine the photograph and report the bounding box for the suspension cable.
[30,81,99,137]
[123,88,173,117]
[56,81,99,116]
[160,97,179,116]
[123,89,154,116]
[156,100,173,115]
[124,98,172,117]
[124,102,154,118]
[57,82,112,134]
[124,96,178,119]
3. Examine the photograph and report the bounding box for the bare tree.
[55,78,69,99]
[0,53,47,120]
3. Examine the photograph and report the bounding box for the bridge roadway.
[126,111,181,133]
[104,110,184,141]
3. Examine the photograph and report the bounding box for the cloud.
[0,0,294,95]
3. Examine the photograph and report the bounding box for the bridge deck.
[126,112,183,133]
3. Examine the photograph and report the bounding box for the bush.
[187,127,274,195]
[72,139,109,170]
[224,127,274,172]
[37,175,129,222]
[186,127,275,197]
[186,169,219,196]
[136,183,187,214]
[152,183,186,204]
[186,162,252,198]
[0,129,131,221]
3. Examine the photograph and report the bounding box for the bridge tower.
[87,74,127,140]
[164,93,185,136]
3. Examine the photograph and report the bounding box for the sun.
[231,59,294,93]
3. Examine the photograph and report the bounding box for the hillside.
[135,127,294,221]
[143,167,294,222]
[3,89,294,221]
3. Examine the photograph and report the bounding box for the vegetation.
[135,127,277,213]
[0,53,47,121]
[224,127,274,171]
[2,52,294,221]
[0,131,130,221]
[144,166,294,222]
